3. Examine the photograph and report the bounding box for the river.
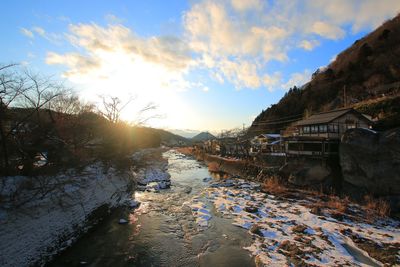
[48,150,255,267]
[47,149,400,266]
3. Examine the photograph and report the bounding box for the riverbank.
[0,162,136,266]
[188,177,400,266]
[187,148,400,217]
[180,149,400,266]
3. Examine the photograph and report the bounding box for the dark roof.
[257,134,281,139]
[283,135,339,142]
[295,108,370,126]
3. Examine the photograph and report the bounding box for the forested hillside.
[250,14,400,134]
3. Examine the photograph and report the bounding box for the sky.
[1,0,400,133]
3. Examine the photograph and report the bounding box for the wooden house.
[295,108,372,139]
[285,108,372,157]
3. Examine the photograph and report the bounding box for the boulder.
[280,159,331,186]
[340,128,400,195]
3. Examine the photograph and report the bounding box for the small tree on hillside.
[0,64,27,174]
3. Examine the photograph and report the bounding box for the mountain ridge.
[249,13,400,135]
[191,131,217,142]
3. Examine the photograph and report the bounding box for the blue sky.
[1,0,399,133]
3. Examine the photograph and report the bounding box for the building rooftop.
[257,133,281,139]
[295,108,369,126]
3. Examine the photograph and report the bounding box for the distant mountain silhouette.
[191,132,216,142]
[168,129,201,139]
[155,129,190,146]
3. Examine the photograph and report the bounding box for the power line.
[255,112,304,122]
[252,113,304,126]
[252,117,302,126]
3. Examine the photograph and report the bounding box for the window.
[319,125,327,133]
[303,126,310,133]
[328,124,338,133]
[311,125,318,133]
[304,142,322,152]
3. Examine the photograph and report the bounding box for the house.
[295,108,372,139]
[250,133,283,155]
[284,108,372,157]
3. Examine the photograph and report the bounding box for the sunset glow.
[2,0,400,131]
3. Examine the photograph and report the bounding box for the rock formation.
[340,128,400,195]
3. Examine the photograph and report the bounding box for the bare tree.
[0,65,70,174]
[18,70,65,117]
[4,71,67,137]
[0,64,27,174]
[49,93,94,115]
[97,95,134,123]
[133,102,160,126]
[97,95,162,126]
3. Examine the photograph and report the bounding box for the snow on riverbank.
[0,163,134,267]
[187,178,400,266]
[132,148,171,192]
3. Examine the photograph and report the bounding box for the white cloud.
[230,0,262,12]
[21,26,64,44]
[32,26,46,36]
[105,14,125,24]
[62,23,192,71]
[262,72,282,91]
[305,0,400,32]
[20,28,34,38]
[282,70,312,89]
[310,21,345,40]
[182,0,400,90]
[299,39,320,51]
[45,22,197,128]
[42,0,400,96]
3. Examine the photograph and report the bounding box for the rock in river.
[118,219,128,224]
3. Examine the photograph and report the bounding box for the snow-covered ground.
[0,163,135,266]
[186,179,400,266]
[132,148,171,192]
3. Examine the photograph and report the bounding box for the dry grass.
[175,147,193,155]
[263,176,286,194]
[326,195,349,214]
[207,162,220,172]
[308,195,350,216]
[364,195,391,218]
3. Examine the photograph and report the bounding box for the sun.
[64,49,193,128]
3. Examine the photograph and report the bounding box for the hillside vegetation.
[250,14,400,134]
[0,65,178,177]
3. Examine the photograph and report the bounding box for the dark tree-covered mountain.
[249,14,400,135]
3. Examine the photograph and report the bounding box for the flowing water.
[48,150,255,267]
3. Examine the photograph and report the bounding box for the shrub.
[326,195,349,214]
[263,176,286,194]
[364,195,391,217]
